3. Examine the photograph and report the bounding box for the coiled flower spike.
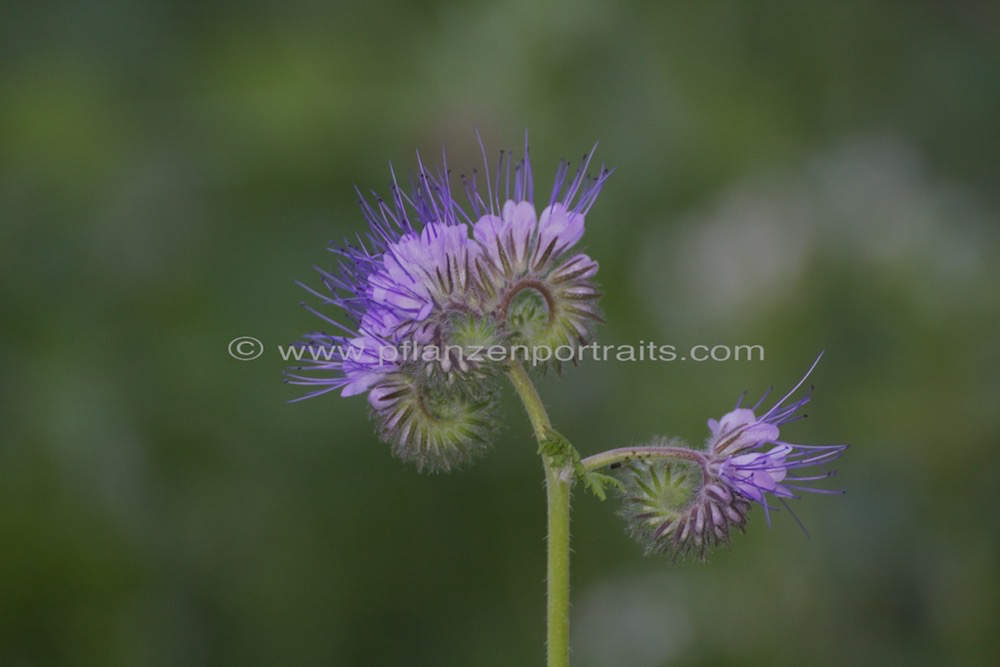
[614,354,847,560]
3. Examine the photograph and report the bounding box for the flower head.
[287,136,611,470]
[617,354,847,559]
[468,145,608,356]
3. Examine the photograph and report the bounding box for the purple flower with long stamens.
[287,159,483,400]
[617,354,846,559]
[467,143,610,357]
[707,352,847,527]
[287,136,611,470]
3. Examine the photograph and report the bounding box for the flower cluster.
[287,138,611,471]
[617,356,847,560]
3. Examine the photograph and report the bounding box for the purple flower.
[288,165,481,400]
[287,136,611,470]
[617,354,846,559]
[707,353,847,525]
[288,138,610,398]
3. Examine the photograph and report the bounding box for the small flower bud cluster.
[616,358,847,560]
[287,138,611,470]
[617,438,755,560]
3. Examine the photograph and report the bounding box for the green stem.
[544,463,571,667]
[507,359,552,436]
[507,361,572,667]
[581,446,709,474]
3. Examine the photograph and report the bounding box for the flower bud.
[616,440,752,561]
[368,373,497,473]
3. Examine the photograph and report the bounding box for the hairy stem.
[582,446,711,484]
[507,359,552,436]
[507,361,572,667]
[581,446,709,471]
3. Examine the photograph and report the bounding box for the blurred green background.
[2,1,999,665]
